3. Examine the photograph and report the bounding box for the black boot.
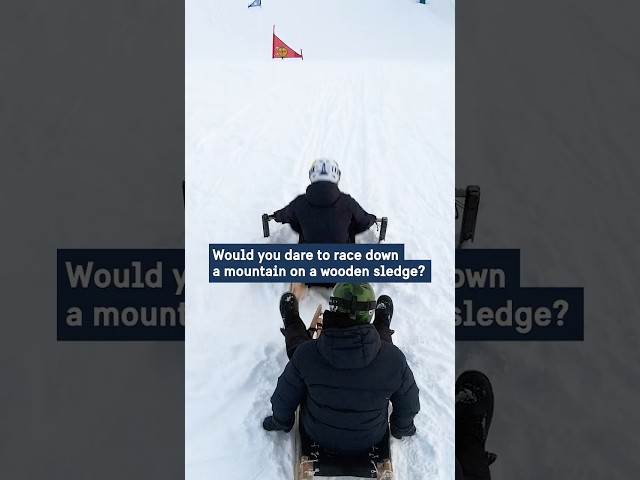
[456,370,496,479]
[279,292,300,329]
[374,295,394,326]
[456,370,494,443]
[373,295,395,340]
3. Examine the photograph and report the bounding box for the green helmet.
[329,282,377,324]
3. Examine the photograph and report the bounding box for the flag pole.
[272,25,275,59]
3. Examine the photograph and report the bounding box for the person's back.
[264,283,420,455]
[272,159,376,243]
[290,317,416,453]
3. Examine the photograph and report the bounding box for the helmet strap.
[329,296,376,314]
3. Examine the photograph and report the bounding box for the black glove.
[390,421,416,439]
[262,415,293,433]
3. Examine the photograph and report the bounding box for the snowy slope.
[186,1,455,479]
[186,0,453,63]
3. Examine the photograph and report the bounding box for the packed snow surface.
[186,1,455,479]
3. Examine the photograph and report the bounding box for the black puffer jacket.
[272,182,376,243]
[269,315,420,454]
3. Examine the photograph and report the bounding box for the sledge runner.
[455,370,497,480]
[270,159,378,244]
[263,283,420,474]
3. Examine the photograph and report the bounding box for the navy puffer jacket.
[272,181,376,243]
[269,317,420,454]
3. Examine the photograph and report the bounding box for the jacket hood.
[316,320,382,370]
[305,181,341,207]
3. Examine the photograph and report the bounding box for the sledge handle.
[377,217,388,243]
[262,213,272,237]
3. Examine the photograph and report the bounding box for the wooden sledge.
[294,409,394,479]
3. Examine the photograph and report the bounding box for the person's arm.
[272,197,299,225]
[348,196,377,234]
[263,356,306,431]
[272,198,303,235]
[389,360,420,438]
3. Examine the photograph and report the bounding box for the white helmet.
[309,158,341,184]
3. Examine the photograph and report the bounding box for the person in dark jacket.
[271,158,377,243]
[262,282,420,455]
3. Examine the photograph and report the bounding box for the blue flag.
[248,0,261,7]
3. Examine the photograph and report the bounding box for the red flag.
[272,26,303,59]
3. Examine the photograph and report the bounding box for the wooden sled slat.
[290,282,308,301]
[308,304,323,339]
[375,458,394,479]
